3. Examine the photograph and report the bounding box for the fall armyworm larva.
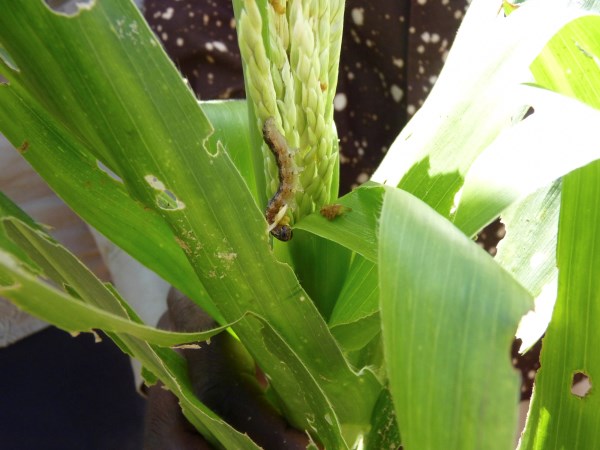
[262,117,298,241]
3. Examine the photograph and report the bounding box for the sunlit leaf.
[519,9,600,449]
[496,182,561,352]
[0,225,235,348]
[0,201,260,449]
[519,161,600,450]
[454,86,600,237]
[372,0,582,219]
[295,185,383,263]
[0,1,379,443]
[379,187,532,450]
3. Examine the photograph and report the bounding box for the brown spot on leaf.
[17,140,29,153]
[175,236,190,254]
[268,0,286,15]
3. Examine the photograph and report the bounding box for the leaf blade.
[379,188,531,450]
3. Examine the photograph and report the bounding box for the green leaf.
[0,191,40,270]
[295,185,383,263]
[201,100,258,200]
[329,255,379,327]
[286,230,352,321]
[373,0,597,236]
[0,193,339,448]
[128,339,263,450]
[446,12,600,237]
[519,10,600,449]
[0,2,379,442]
[241,314,347,449]
[379,188,532,450]
[0,201,261,449]
[519,161,600,450]
[453,85,600,237]
[328,256,381,353]
[456,11,600,354]
[294,187,383,353]
[372,0,592,222]
[496,182,561,352]
[365,388,401,450]
[330,313,381,354]
[0,231,233,348]
[0,191,239,347]
[532,14,600,106]
[0,59,220,321]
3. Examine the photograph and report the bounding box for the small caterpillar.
[263,117,298,241]
[320,203,352,221]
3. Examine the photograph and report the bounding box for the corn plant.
[0,0,599,448]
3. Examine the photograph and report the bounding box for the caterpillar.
[320,203,352,221]
[263,117,298,241]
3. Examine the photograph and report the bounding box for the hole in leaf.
[144,175,185,211]
[511,105,534,125]
[523,106,535,119]
[574,41,597,60]
[156,189,185,211]
[144,175,165,191]
[96,160,123,183]
[571,371,592,398]
[0,45,19,74]
[45,0,95,16]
